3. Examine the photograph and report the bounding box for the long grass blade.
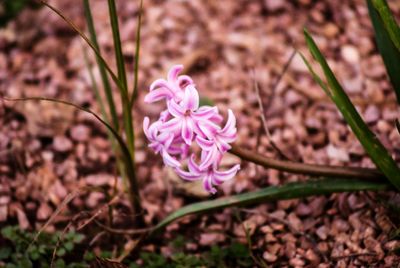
[108,0,128,91]
[83,46,108,122]
[40,1,125,94]
[83,46,128,190]
[154,178,389,231]
[107,0,135,158]
[83,0,119,130]
[130,0,143,106]
[371,0,400,52]
[303,29,400,191]
[367,0,400,103]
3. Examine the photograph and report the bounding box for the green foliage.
[130,240,253,268]
[367,0,400,103]
[0,226,85,268]
[0,226,254,267]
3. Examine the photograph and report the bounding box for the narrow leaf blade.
[154,179,389,231]
[367,0,400,103]
[371,0,400,51]
[83,0,119,130]
[303,29,400,191]
[107,0,135,158]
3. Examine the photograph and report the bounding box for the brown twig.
[93,219,153,235]
[229,145,384,181]
[331,252,377,260]
[253,71,292,160]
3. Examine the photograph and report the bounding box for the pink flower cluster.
[143,65,240,194]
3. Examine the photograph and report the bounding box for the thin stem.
[229,145,384,182]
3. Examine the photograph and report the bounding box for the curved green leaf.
[303,29,400,191]
[367,0,400,103]
[371,0,400,52]
[154,178,390,231]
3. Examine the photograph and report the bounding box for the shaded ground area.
[0,0,400,266]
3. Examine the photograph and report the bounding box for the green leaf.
[56,248,66,257]
[371,0,400,52]
[72,233,85,244]
[107,0,128,91]
[154,178,389,231]
[83,0,119,130]
[64,241,74,252]
[303,29,400,191]
[130,0,143,105]
[107,0,135,168]
[0,247,11,260]
[367,0,400,103]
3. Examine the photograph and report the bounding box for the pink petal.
[219,132,237,143]
[175,167,202,181]
[192,106,218,120]
[221,109,237,135]
[199,147,221,171]
[164,133,175,148]
[167,100,185,118]
[162,151,181,168]
[216,138,231,152]
[156,132,171,144]
[149,142,161,153]
[203,174,217,194]
[196,136,215,151]
[212,164,240,184]
[144,88,173,103]
[159,110,171,122]
[198,120,220,139]
[209,113,223,124]
[150,78,170,91]
[145,120,162,140]
[159,118,181,133]
[167,65,184,83]
[188,155,202,175]
[177,75,193,89]
[182,117,194,145]
[182,85,199,111]
[143,117,150,139]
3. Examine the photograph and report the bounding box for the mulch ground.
[1,0,400,266]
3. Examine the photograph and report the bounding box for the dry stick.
[229,145,384,181]
[253,73,291,161]
[93,219,152,235]
[253,50,296,160]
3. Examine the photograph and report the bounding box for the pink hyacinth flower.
[144,65,193,103]
[160,85,219,145]
[143,117,181,168]
[175,155,240,194]
[196,109,237,170]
